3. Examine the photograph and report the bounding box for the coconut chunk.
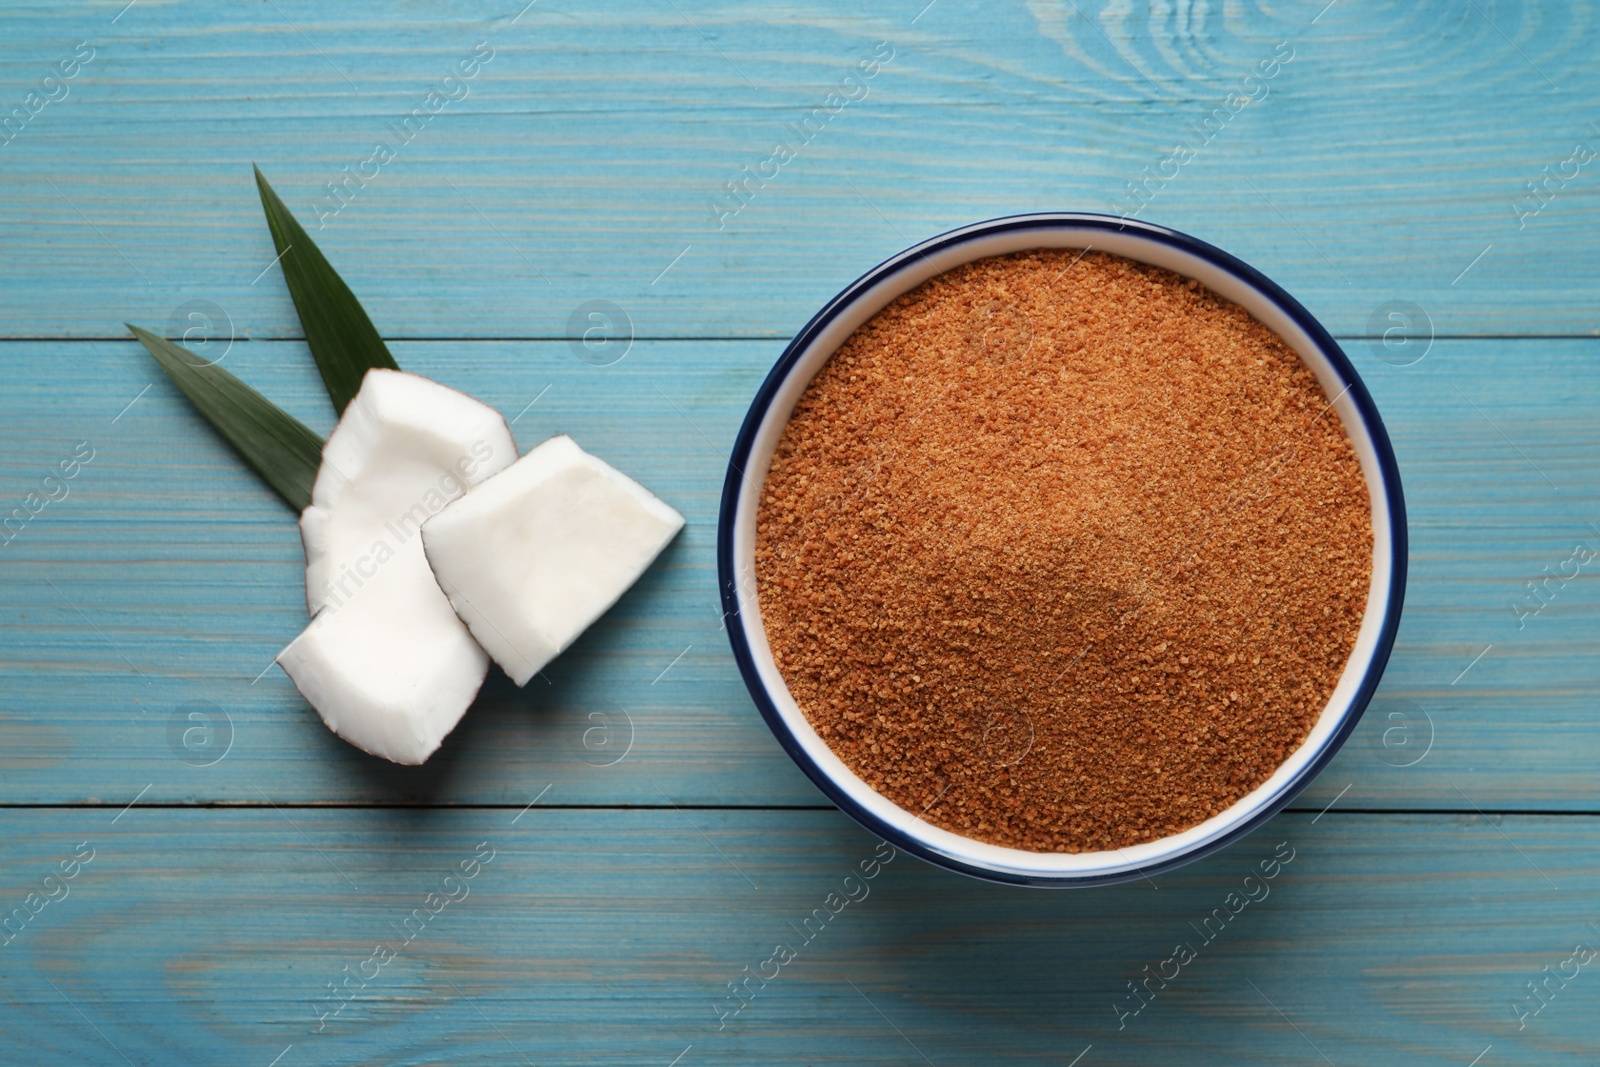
[276,589,490,765]
[299,370,516,615]
[421,434,684,686]
[277,369,518,764]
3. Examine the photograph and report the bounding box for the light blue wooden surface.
[3,810,1599,1066]
[3,0,1600,1062]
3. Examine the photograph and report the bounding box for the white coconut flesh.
[421,434,684,687]
[277,369,518,765]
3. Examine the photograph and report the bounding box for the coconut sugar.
[755,249,1372,853]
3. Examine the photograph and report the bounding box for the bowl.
[717,213,1406,886]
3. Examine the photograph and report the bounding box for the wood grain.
[1,809,1597,1065]
[3,1,1599,1060]
[0,338,1595,808]
[0,1,1597,339]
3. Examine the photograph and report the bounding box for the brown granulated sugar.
[755,249,1372,853]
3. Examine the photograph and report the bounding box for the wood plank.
[0,808,1596,1064]
[0,337,1596,808]
[0,1,1597,338]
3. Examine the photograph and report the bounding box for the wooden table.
[3,1,1597,1062]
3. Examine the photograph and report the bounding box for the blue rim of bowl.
[717,212,1408,887]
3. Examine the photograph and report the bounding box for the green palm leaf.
[254,165,399,413]
[130,324,324,511]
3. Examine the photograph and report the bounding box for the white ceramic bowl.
[717,214,1407,886]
